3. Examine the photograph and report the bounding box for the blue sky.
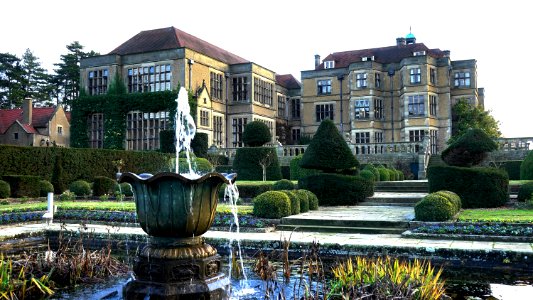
[2,0,531,138]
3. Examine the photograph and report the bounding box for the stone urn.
[118,171,236,299]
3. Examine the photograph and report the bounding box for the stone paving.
[283,204,415,222]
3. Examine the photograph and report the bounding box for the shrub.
[298,192,310,213]
[0,180,10,199]
[517,182,533,202]
[428,166,508,208]
[252,191,291,219]
[39,180,54,197]
[233,147,282,181]
[51,154,67,194]
[363,164,380,181]
[521,151,533,180]
[289,154,321,180]
[359,170,375,182]
[92,176,116,197]
[273,179,295,191]
[279,190,300,215]
[396,170,405,181]
[415,193,456,221]
[234,183,273,199]
[242,121,272,147]
[387,169,397,181]
[159,130,175,153]
[207,154,229,166]
[377,167,390,181]
[115,182,133,197]
[299,173,374,206]
[1,175,41,198]
[59,191,75,201]
[69,180,92,197]
[300,119,359,173]
[494,160,522,180]
[441,128,498,167]
[300,189,319,210]
[191,132,208,158]
[434,190,462,212]
[178,157,213,174]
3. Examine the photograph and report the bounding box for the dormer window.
[413,51,426,56]
[324,61,335,69]
[361,56,375,62]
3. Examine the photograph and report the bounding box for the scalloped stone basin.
[118,172,236,238]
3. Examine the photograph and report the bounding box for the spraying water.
[175,87,197,176]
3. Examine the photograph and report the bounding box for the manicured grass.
[509,180,533,185]
[458,208,533,223]
[0,200,252,215]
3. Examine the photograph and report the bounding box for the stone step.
[276,224,406,235]
[280,217,409,229]
[358,202,416,207]
[374,186,429,193]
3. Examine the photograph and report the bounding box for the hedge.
[521,151,533,180]
[289,154,320,180]
[279,190,300,215]
[39,180,54,197]
[69,180,92,197]
[495,160,522,180]
[377,167,390,181]
[427,166,508,208]
[233,147,282,181]
[0,145,171,188]
[92,176,116,197]
[273,179,295,191]
[252,191,291,219]
[298,173,374,206]
[1,175,41,198]
[0,180,10,199]
[517,182,533,202]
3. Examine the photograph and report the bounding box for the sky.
[2,0,531,138]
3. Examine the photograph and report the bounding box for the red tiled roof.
[0,107,57,134]
[17,120,38,134]
[109,27,249,65]
[276,74,301,89]
[317,43,446,69]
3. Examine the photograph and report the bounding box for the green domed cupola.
[406,28,416,44]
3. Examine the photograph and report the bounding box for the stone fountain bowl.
[118,172,236,238]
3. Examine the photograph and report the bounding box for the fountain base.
[123,237,229,299]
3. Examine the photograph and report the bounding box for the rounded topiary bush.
[359,170,375,182]
[242,121,272,147]
[273,179,295,191]
[387,169,397,181]
[302,190,319,210]
[279,190,300,215]
[92,176,116,197]
[434,190,462,212]
[396,170,404,181]
[363,164,380,181]
[520,151,533,180]
[377,168,390,181]
[39,180,54,197]
[415,194,456,221]
[253,191,291,219]
[441,128,498,167]
[291,189,310,213]
[517,182,533,202]
[0,180,10,199]
[69,180,92,197]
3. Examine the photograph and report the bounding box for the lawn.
[458,208,533,223]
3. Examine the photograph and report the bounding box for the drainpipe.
[388,67,395,142]
[337,75,344,134]
[225,72,229,148]
[188,59,194,90]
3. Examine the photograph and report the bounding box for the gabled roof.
[15,120,38,134]
[317,43,446,69]
[0,107,61,134]
[276,74,301,89]
[110,27,249,65]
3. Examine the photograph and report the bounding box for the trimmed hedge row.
[517,182,533,202]
[521,151,533,180]
[252,189,318,219]
[298,173,374,206]
[1,175,41,198]
[0,145,171,189]
[428,166,508,208]
[289,154,320,180]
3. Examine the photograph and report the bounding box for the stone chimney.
[314,54,321,69]
[396,37,406,46]
[443,50,451,58]
[22,98,33,125]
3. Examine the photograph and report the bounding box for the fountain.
[118,87,236,299]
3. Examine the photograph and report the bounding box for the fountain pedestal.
[124,237,228,299]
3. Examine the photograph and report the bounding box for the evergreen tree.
[450,99,501,144]
[0,53,25,108]
[53,41,99,109]
[21,48,53,105]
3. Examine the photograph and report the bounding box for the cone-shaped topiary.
[441,128,498,167]
[300,119,358,172]
[242,121,272,147]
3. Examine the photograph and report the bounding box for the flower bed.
[404,222,533,242]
